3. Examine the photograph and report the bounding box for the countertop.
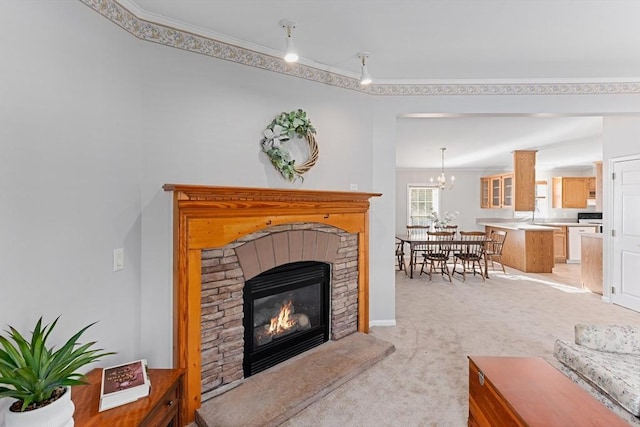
[478,222,560,231]
[533,222,600,228]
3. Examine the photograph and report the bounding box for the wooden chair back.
[426,231,456,256]
[457,231,487,258]
[441,225,458,238]
[406,225,429,240]
[488,230,507,254]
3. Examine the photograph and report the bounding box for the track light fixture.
[279,19,299,63]
[358,52,372,86]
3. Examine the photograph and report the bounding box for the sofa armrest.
[575,324,640,354]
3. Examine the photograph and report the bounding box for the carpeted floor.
[281,265,640,426]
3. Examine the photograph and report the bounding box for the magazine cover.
[102,360,146,394]
[99,359,150,411]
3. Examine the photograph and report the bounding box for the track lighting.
[358,52,372,86]
[279,19,299,63]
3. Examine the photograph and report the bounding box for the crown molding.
[80,0,640,96]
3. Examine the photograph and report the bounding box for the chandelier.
[431,147,455,190]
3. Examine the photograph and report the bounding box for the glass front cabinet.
[482,173,513,209]
[480,177,490,208]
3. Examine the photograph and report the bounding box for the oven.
[577,212,603,233]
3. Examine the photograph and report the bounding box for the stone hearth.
[196,332,395,427]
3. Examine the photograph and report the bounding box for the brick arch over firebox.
[235,230,342,280]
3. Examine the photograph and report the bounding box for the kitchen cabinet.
[512,150,536,211]
[491,176,502,207]
[553,226,567,263]
[480,151,536,210]
[588,177,596,199]
[485,174,512,208]
[552,177,593,209]
[483,223,555,273]
[594,161,603,211]
[480,177,490,208]
[581,233,603,294]
[502,174,513,207]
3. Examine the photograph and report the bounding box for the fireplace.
[243,261,330,376]
[163,184,380,423]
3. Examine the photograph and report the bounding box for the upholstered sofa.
[554,324,640,424]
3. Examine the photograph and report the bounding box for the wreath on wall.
[261,109,318,182]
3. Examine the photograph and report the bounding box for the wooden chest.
[468,356,628,427]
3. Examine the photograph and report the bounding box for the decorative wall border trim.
[79,0,640,96]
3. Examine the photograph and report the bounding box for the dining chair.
[452,231,486,282]
[442,224,458,237]
[395,238,407,273]
[485,230,507,274]
[406,225,429,268]
[420,231,456,282]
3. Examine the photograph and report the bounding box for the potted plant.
[0,316,114,427]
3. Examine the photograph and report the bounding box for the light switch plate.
[113,248,124,271]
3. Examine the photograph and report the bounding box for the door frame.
[604,153,640,308]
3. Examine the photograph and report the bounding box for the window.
[407,185,439,226]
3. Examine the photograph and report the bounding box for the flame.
[269,300,295,334]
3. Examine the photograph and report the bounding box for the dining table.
[395,234,491,279]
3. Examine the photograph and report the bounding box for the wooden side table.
[72,368,184,426]
[468,356,628,427]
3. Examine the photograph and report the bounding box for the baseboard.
[369,319,396,327]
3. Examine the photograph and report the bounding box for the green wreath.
[261,109,318,182]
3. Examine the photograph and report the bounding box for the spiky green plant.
[0,316,115,412]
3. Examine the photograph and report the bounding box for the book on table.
[99,359,151,411]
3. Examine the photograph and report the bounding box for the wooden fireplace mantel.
[163,184,381,423]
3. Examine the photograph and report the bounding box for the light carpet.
[282,266,640,426]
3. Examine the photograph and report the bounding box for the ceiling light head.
[280,19,299,63]
[358,52,372,86]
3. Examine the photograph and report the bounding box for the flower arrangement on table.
[261,109,318,182]
[427,210,460,229]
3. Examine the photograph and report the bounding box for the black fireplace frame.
[243,261,330,377]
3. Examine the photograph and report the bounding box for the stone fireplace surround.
[200,224,359,395]
[163,184,380,424]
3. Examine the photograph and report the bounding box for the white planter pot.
[3,387,74,427]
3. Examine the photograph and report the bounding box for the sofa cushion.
[575,324,640,354]
[554,339,640,416]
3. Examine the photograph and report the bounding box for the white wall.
[0,0,143,362]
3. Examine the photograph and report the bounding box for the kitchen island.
[581,233,603,294]
[480,222,558,273]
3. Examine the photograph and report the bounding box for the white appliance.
[567,225,598,263]
[577,212,603,233]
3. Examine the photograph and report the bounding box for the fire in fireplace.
[243,261,330,376]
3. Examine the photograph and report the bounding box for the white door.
[611,156,640,312]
